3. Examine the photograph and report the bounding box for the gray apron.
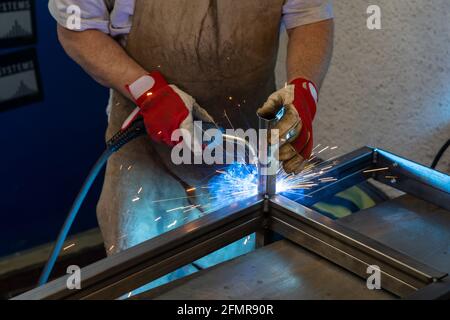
[97,0,285,255]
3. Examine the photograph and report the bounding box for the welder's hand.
[257,78,318,174]
[124,71,214,147]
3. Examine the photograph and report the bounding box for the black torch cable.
[431,138,450,170]
[38,118,146,286]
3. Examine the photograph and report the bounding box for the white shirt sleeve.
[282,0,334,29]
[48,0,135,37]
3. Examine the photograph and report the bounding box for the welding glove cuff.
[289,77,318,159]
[124,71,214,147]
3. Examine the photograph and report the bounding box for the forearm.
[286,19,334,88]
[57,25,146,99]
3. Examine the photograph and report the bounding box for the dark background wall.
[0,2,108,257]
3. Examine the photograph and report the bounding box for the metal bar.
[374,149,450,211]
[14,147,449,300]
[13,195,265,300]
[255,198,277,248]
[258,116,277,196]
[269,194,447,297]
[81,216,262,299]
[405,278,450,300]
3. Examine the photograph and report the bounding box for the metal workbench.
[132,239,395,300]
[13,147,450,300]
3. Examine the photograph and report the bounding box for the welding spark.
[158,145,340,230]
[167,220,178,228]
[134,103,342,270]
[200,147,340,211]
[63,243,75,251]
[363,167,390,173]
[385,175,398,183]
[166,206,188,213]
[152,195,199,203]
[317,146,329,154]
[184,205,201,213]
[319,177,338,182]
[205,163,259,211]
[223,110,235,129]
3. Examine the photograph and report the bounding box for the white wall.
[276,0,450,173]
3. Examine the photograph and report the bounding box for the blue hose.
[38,119,146,285]
[38,150,112,285]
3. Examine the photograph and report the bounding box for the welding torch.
[38,114,259,286]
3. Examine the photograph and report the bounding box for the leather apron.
[97,0,285,253]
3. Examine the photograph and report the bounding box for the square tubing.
[300,147,375,206]
[269,194,448,297]
[374,149,450,211]
[257,116,277,196]
[256,116,278,247]
[13,147,450,300]
[13,196,265,300]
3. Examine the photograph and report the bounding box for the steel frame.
[14,147,450,300]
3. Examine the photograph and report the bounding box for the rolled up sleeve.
[48,0,134,37]
[109,0,134,36]
[282,0,334,29]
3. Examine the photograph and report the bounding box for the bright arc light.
[205,161,330,210]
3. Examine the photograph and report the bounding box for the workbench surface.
[134,239,394,300]
[338,194,450,274]
[133,194,448,300]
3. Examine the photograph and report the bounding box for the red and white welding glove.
[123,71,214,151]
[257,78,318,174]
